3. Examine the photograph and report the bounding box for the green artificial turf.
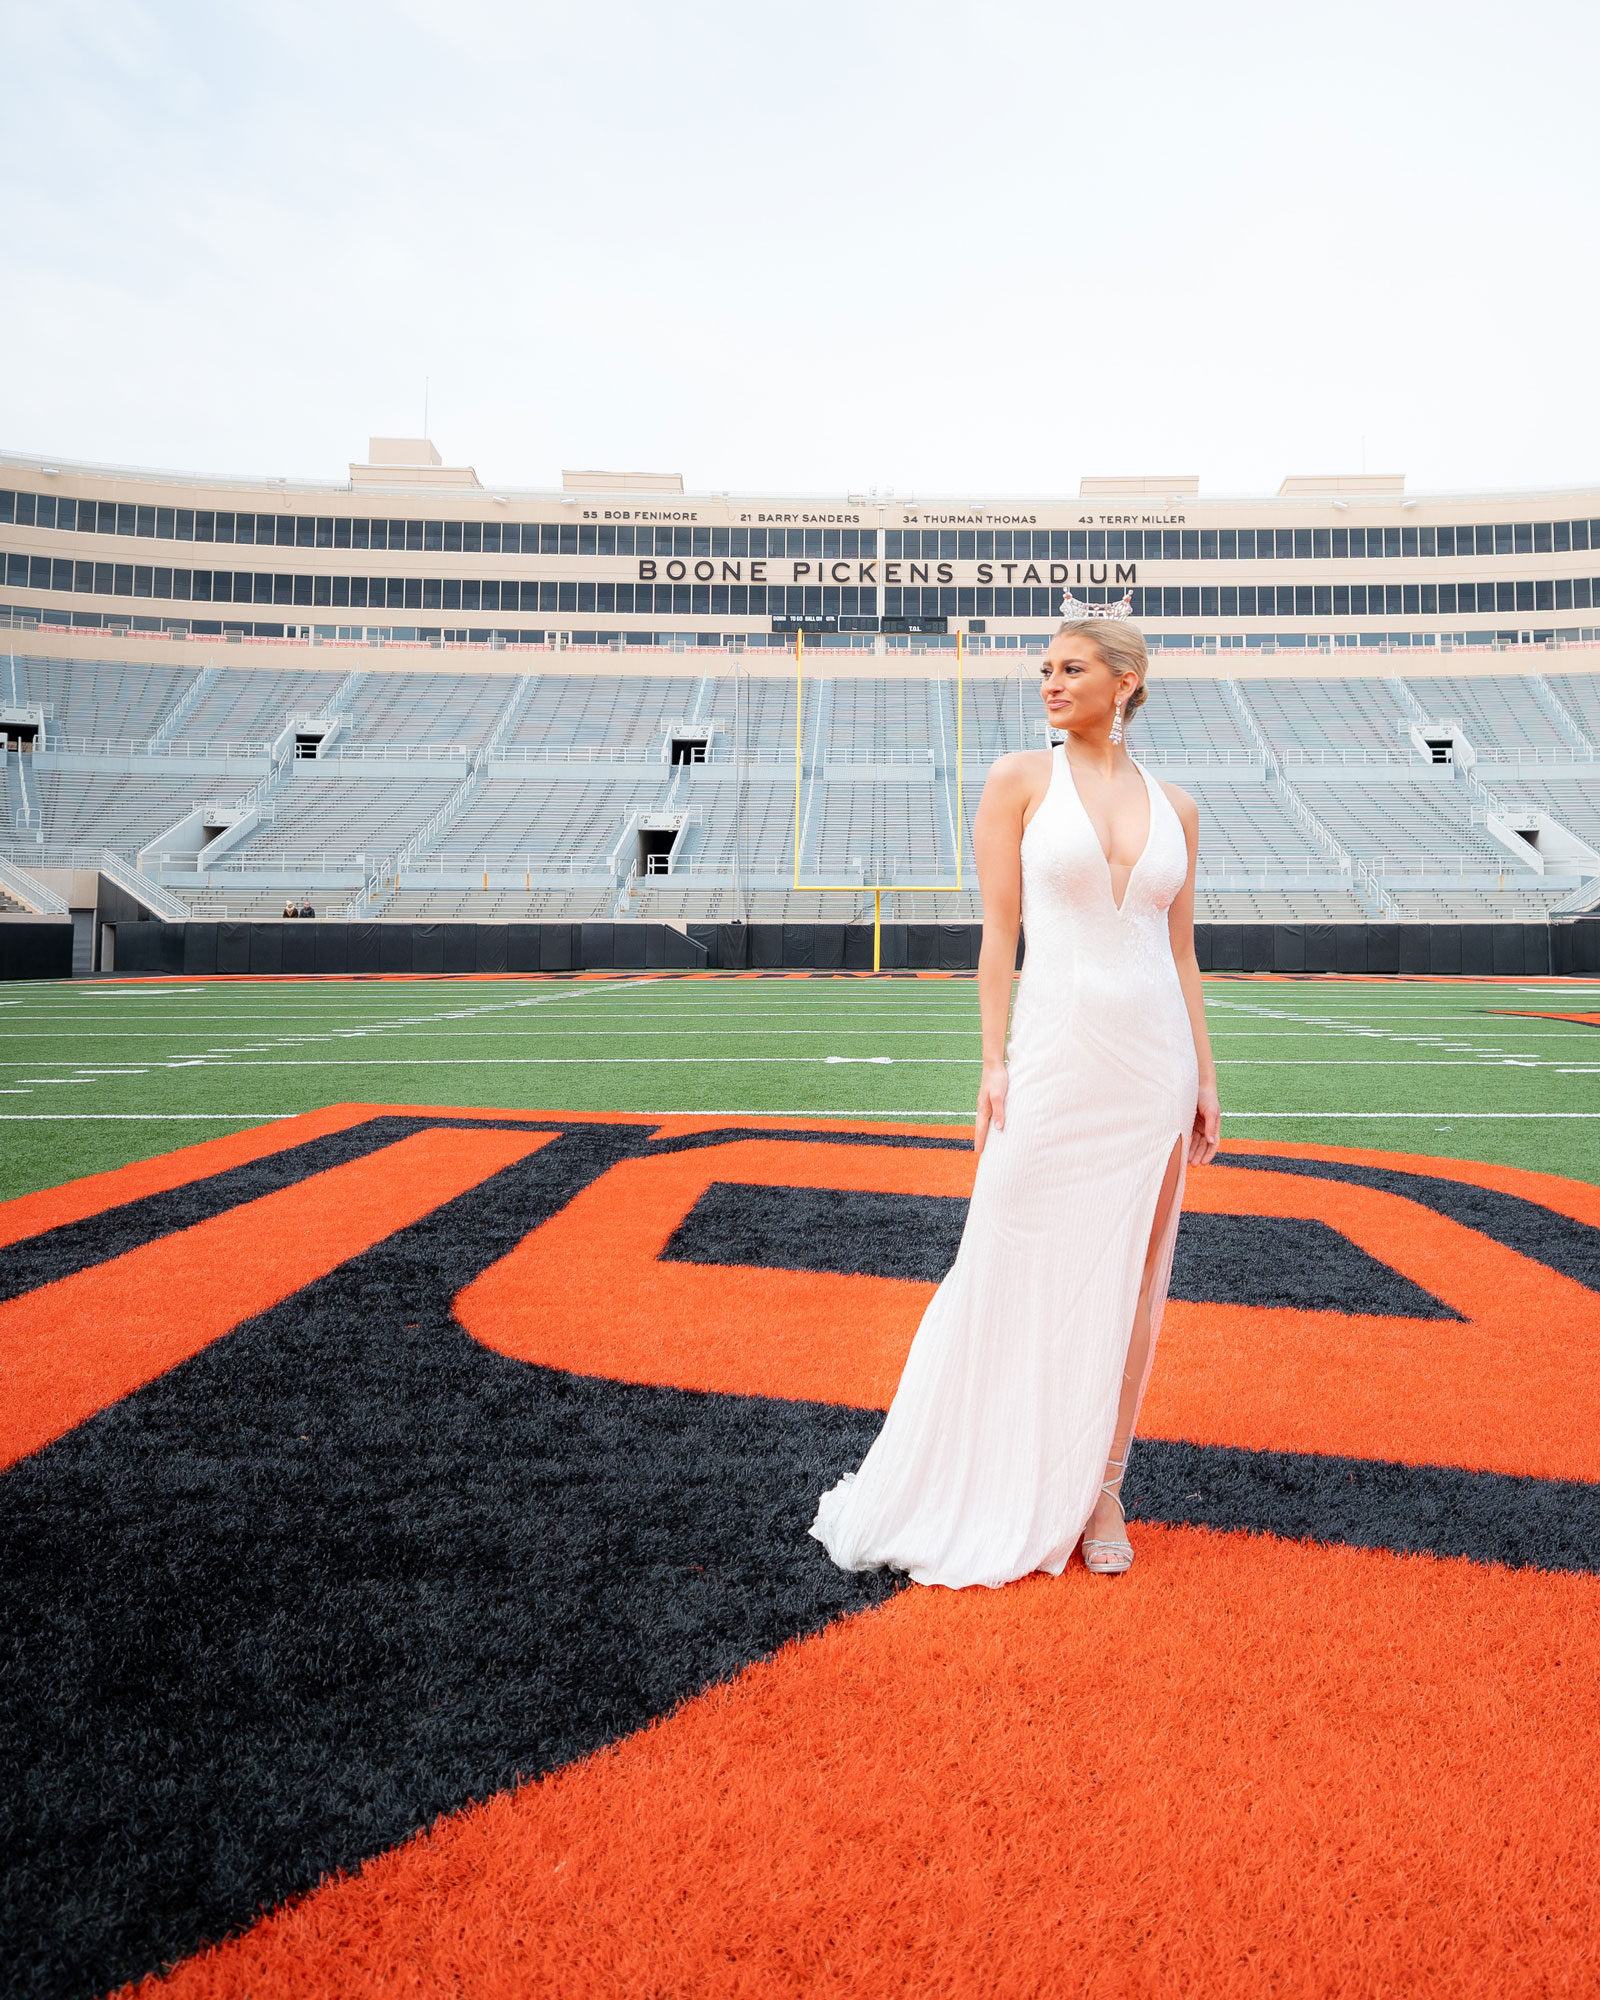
[1,973,1598,1202]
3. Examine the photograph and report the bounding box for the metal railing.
[430,855,615,879]
[1129,746,1267,768]
[0,842,124,870]
[1470,745,1599,768]
[315,741,472,765]
[97,847,193,920]
[1200,854,1364,878]
[199,798,274,824]
[40,735,272,760]
[487,741,802,770]
[1369,852,1554,880]
[491,742,687,767]
[818,746,936,767]
[147,663,218,750]
[9,746,40,832]
[0,853,67,913]
[1550,874,1600,914]
[1278,745,1433,768]
[1527,672,1597,754]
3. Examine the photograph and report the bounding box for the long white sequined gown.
[811,746,1199,1589]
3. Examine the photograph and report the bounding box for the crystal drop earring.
[1109,697,1125,747]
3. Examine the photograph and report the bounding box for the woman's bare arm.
[1164,786,1220,1165]
[972,755,1042,1155]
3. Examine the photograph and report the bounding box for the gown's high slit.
[811,745,1199,1589]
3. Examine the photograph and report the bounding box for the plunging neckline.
[1057,744,1154,916]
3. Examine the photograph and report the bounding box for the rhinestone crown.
[1058,589,1135,621]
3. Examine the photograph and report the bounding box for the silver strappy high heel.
[1082,1448,1134,1575]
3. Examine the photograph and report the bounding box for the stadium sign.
[640,559,1138,587]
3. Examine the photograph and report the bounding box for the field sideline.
[2,971,1597,1200]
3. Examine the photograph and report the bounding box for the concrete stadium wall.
[100,917,1598,978]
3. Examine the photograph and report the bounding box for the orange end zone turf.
[458,1137,974,1408]
[457,1124,1600,1484]
[1220,1134,1600,1229]
[0,1102,379,1251]
[4,1106,1594,1998]
[1149,1159,1600,1483]
[133,1526,1600,2000]
[7,1110,1596,1483]
[0,1126,554,1470]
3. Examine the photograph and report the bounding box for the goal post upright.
[793,626,804,894]
[789,628,968,974]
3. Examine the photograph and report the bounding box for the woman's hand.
[975,1059,1009,1156]
[1188,1081,1220,1166]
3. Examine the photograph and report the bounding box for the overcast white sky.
[4,0,1597,498]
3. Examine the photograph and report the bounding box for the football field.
[2,971,1597,1200]
[5,967,1600,1998]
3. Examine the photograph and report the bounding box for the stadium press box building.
[4,440,1600,667]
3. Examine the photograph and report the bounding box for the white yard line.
[1219,1110,1600,1119]
[2,1056,963,1068]
[0,1054,1583,1071]
[3,979,655,1088]
[13,1026,1597,1041]
[1,1029,981,1041]
[1203,997,1576,1070]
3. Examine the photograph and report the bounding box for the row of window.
[9,486,1600,564]
[12,551,1600,621]
[0,553,881,620]
[890,530,1062,561]
[1127,579,1600,618]
[0,493,877,561]
[878,579,1600,618]
[891,521,1600,561]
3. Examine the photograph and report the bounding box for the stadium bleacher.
[1406,675,1571,752]
[1549,674,1600,745]
[1491,773,1600,849]
[1242,676,1404,755]
[177,668,350,745]
[1176,779,1325,871]
[342,670,512,748]
[1308,779,1508,869]
[21,658,194,746]
[1136,680,1257,759]
[511,674,705,751]
[32,769,213,849]
[4,652,1597,926]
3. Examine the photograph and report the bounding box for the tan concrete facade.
[4,442,1600,681]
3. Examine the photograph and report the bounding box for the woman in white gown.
[811,604,1220,1587]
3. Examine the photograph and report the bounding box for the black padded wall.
[96,919,1576,978]
[0,919,73,981]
